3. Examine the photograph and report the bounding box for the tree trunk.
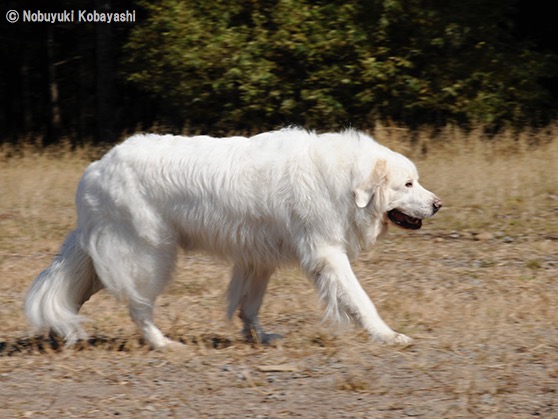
[95,0,115,143]
[47,26,62,144]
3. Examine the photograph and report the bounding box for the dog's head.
[353,153,441,230]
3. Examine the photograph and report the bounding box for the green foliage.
[124,0,557,132]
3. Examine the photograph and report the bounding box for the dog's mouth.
[387,209,422,230]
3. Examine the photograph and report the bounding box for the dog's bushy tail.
[25,229,101,343]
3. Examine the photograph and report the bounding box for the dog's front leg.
[305,247,412,345]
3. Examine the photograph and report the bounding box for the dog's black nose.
[432,198,442,214]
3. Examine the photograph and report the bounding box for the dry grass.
[1,127,557,418]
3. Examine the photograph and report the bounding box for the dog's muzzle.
[388,197,442,230]
[432,197,442,214]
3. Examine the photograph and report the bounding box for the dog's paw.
[382,332,413,346]
[161,341,190,353]
[243,328,283,345]
[149,337,188,351]
[258,332,284,345]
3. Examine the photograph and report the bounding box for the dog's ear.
[353,159,388,208]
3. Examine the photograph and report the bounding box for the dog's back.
[76,130,368,264]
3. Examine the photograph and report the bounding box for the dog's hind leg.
[89,230,180,349]
[125,249,181,350]
[128,298,177,349]
[304,247,412,345]
[227,264,279,344]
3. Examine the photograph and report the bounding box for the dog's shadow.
[0,332,234,356]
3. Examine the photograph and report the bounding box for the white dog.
[25,128,441,348]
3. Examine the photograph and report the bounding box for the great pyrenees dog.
[25,128,441,348]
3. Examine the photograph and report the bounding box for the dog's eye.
[405,181,413,188]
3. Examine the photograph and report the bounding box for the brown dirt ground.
[1,133,557,418]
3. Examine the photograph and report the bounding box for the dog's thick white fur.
[25,128,441,348]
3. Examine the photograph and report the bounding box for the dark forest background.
[1,0,558,145]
